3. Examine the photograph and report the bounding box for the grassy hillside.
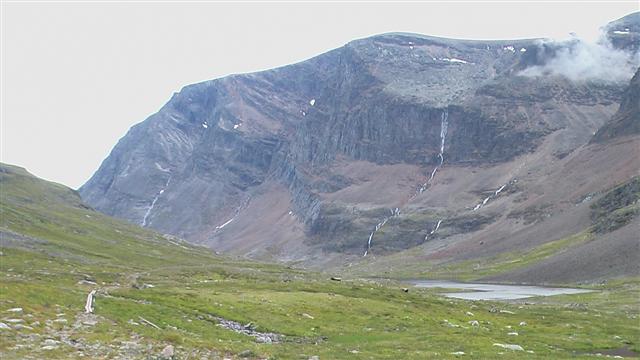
[1,163,638,359]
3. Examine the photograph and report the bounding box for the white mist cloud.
[519,36,639,82]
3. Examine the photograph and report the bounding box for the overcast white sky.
[1,1,638,189]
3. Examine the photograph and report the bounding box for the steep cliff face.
[592,68,640,142]
[80,23,638,266]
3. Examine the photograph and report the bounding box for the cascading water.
[213,195,253,233]
[141,175,171,227]
[419,109,448,193]
[472,180,515,211]
[418,109,449,241]
[424,219,443,241]
[364,109,450,256]
[364,208,399,257]
[215,218,234,230]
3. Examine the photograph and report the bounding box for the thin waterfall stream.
[141,175,171,227]
[472,179,516,211]
[364,109,449,257]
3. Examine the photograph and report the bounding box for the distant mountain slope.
[0,162,221,269]
[592,68,640,142]
[80,15,639,278]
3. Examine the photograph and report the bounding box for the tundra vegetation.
[1,163,638,359]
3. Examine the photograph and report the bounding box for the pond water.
[412,280,594,300]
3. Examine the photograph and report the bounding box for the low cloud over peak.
[519,34,639,83]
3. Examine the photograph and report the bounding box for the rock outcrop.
[592,68,640,142]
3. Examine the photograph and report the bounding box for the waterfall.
[363,208,400,257]
[472,181,512,211]
[215,218,235,230]
[424,219,443,241]
[419,109,449,242]
[141,175,171,227]
[439,110,449,155]
[419,109,448,193]
[365,109,450,256]
[432,219,443,233]
[213,195,252,233]
[363,231,375,257]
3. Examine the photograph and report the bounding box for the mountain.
[604,12,640,53]
[3,161,640,358]
[80,15,639,280]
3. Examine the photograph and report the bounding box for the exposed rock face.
[590,176,640,234]
[592,68,640,142]
[80,19,639,265]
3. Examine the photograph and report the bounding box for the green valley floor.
[1,163,638,359]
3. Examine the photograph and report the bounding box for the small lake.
[412,280,594,300]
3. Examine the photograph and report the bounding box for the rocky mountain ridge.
[80,13,639,280]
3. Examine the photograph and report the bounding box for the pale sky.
[1,1,638,189]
